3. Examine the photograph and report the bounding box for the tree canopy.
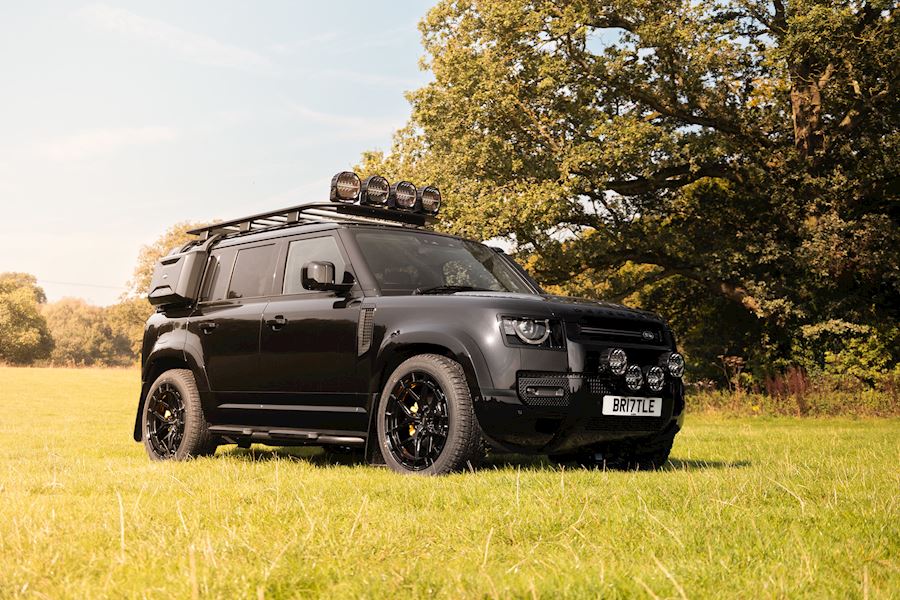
[0,273,53,364]
[360,0,899,381]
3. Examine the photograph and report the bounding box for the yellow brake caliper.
[408,401,419,435]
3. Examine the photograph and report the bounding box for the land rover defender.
[135,171,685,474]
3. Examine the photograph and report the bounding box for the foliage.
[106,297,153,360]
[0,273,53,364]
[361,0,900,385]
[42,298,133,366]
[1,366,897,598]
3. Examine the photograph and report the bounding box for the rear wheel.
[376,354,482,475]
[141,369,216,461]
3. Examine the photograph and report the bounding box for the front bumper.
[475,372,685,454]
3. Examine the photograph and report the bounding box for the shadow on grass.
[219,446,751,472]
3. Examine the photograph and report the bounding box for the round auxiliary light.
[666,352,685,378]
[625,364,644,392]
[391,181,418,210]
[607,348,628,376]
[419,185,442,215]
[361,175,390,206]
[330,171,361,203]
[645,366,666,392]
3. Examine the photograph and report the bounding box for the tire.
[141,369,216,461]
[376,354,483,475]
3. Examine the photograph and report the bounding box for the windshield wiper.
[413,285,493,295]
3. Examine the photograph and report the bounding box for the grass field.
[0,367,897,599]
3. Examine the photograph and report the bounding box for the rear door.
[188,241,278,395]
[257,232,369,431]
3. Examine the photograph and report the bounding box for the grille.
[568,316,664,344]
[517,374,571,407]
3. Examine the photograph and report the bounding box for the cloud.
[78,3,271,71]
[35,126,178,161]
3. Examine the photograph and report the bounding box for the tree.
[42,299,132,366]
[361,0,899,381]
[0,273,53,364]
[106,297,152,360]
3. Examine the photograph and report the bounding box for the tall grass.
[688,368,900,417]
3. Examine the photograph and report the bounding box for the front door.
[257,233,368,431]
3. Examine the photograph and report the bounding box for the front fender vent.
[357,307,375,356]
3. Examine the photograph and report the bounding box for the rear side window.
[283,236,348,294]
[200,247,237,302]
[227,244,277,299]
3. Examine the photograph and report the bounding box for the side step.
[208,425,365,447]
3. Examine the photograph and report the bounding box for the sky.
[0,1,435,305]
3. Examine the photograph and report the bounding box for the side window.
[200,247,237,302]
[227,244,277,299]
[283,236,348,294]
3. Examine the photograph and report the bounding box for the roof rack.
[186,202,434,240]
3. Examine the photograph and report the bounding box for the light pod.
[602,348,628,376]
[361,175,390,206]
[666,352,685,378]
[390,181,418,210]
[419,186,442,215]
[645,366,666,392]
[330,171,361,203]
[625,364,644,391]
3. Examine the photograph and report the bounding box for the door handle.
[198,321,218,334]
[266,315,288,330]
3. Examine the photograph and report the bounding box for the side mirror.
[302,261,353,292]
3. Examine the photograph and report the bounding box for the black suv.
[135,172,685,474]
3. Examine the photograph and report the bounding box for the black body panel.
[137,221,684,454]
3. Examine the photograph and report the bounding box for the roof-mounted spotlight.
[330,171,361,204]
[419,186,441,215]
[390,181,418,211]
[361,175,390,206]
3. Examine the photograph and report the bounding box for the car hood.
[454,291,664,323]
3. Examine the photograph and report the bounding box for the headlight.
[625,364,644,391]
[666,352,685,378]
[419,186,441,215]
[645,366,665,392]
[391,181,418,210]
[602,347,628,376]
[501,317,551,345]
[361,175,390,206]
[330,171,360,203]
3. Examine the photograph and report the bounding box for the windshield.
[351,229,536,296]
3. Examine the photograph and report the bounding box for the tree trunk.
[789,61,825,160]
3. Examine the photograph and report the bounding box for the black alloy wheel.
[141,369,217,461]
[376,354,483,475]
[146,382,186,457]
[384,371,450,471]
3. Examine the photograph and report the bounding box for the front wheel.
[376,354,483,475]
[141,369,216,461]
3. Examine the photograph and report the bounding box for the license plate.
[601,395,662,417]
